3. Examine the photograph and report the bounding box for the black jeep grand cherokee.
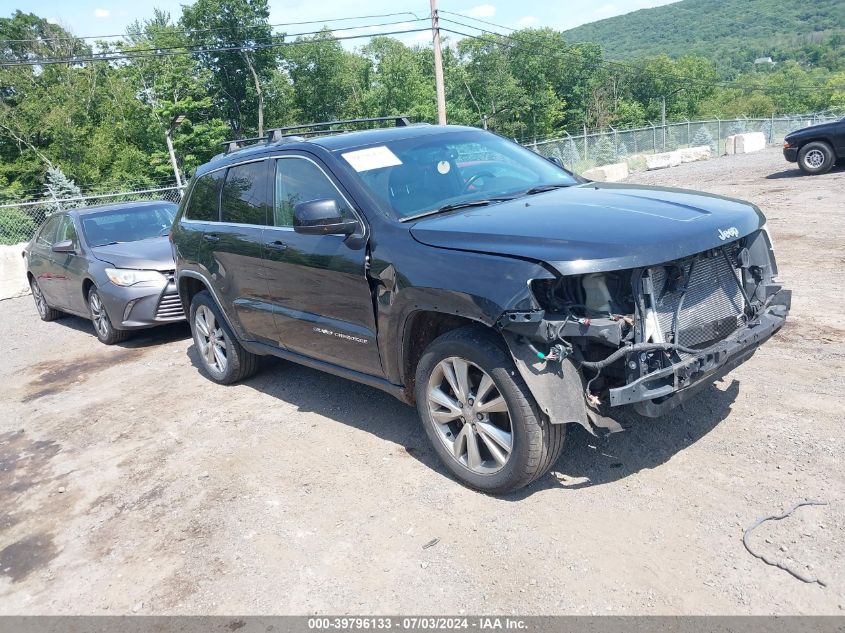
[172,117,790,493]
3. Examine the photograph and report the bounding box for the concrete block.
[725,132,766,155]
[645,151,682,170]
[678,145,712,163]
[582,161,629,182]
[0,242,29,300]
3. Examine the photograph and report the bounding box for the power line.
[78,18,430,59]
[0,27,432,67]
[439,11,517,32]
[0,10,425,44]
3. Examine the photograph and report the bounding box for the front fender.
[372,244,556,385]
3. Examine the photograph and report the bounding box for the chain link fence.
[0,186,184,246]
[529,111,844,174]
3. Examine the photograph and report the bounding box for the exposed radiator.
[648,252,745,349]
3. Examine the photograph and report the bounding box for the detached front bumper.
[609,291,790,417]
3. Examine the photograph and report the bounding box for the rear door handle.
[266,240,288,251]
[203,234,220,242]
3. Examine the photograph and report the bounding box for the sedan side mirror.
[52,239,76,253]
[293,199,359,236]
[547,156,565,168]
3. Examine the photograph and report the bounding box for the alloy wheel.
[804,148,825,169]
[31,280,47,318]
[427,357,513,474]
[89,291,110,338]
[195,305,227,374]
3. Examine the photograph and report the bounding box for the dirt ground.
[1,147,843,615]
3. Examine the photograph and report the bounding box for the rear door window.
[184,171,223,222]
[221,161,272,225]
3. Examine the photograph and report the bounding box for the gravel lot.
[1,148,843,615]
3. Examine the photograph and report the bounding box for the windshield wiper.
[523,183,571,195]
[400,197,515,222]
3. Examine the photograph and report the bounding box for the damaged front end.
[498,228,790,432]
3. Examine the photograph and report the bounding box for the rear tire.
[30,278,62,321]
[798,141,834,175]
[88,286,130,345]
[189,290,259,384]
[414,325,565,494]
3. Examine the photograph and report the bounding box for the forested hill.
[564,0,845,69]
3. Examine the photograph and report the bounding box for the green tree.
[180,0,277,136]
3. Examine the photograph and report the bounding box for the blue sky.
[11,0,680,44]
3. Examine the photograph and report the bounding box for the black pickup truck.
[171,117,790,493]
[783,116,845,174]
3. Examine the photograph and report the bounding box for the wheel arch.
[399,309,500,403]
[177,270,238,333]
[796,137,835,152]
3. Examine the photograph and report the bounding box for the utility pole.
[430,0,447,125]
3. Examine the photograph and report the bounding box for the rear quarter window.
[184,171,223,222]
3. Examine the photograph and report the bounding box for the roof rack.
[221,115,411,153]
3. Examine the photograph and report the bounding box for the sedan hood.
[409,183,765,275]
[91,236,175,271]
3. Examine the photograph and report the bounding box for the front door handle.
[266,240,288,251]
[203,234,220,243]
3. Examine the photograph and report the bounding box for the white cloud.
[93,8,111,18]
[462,4,496,19]
[515,15,538,28]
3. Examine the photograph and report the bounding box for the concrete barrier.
[0,242,29,300]
[725,132,766,155]
[678,145,712,163]
[645,151,682,171]
[582,161,629,182]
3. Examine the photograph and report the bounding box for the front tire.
[30,277,62,321]
[88,286,130,345]
[189,290,259,384]
[798,141,834,175]
[414,325,565,494]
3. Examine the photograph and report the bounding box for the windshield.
[340,130,578,220]
[81,203,177,247]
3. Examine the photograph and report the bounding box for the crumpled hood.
[91,236,175,271]
[409,182,765,275]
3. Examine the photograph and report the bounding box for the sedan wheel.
[194,304,228,374]
[427,356,513,474]
[89,291,109,338]
[88,286,129,344]
[30,278,61,321]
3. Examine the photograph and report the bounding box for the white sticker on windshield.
[342,146,403,172]
[437,160,451,174]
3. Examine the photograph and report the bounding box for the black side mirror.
[293,199,358,236]
[547,156,565,168]
[52,239,75,253]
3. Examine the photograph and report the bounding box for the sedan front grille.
[649,252,745,349]
[155,292,184,320]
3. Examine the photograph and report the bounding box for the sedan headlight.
[104,267,166,287]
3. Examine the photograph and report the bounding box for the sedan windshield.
[81,204,177,247]
[340,130,578,220]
